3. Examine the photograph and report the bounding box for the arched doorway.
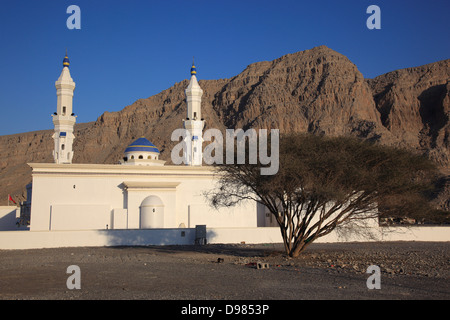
[140,195,164,229]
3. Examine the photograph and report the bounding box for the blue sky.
[0,0,448,135]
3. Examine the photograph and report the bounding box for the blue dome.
[125,137,160,153]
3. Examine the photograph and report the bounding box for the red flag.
[8,194,16,204]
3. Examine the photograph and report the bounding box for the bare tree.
[206,133,441,257]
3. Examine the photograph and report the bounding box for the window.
[139,155,143,159]
[62,106,66,115]
[131,156,134,159]
[61,144,65,150]
[194,112,197,119]
[147,156,151,159]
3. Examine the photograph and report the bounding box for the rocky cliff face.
[367,60,449,167]
[212,46,390,141]
[0,46,448,209]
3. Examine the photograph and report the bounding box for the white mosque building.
[26,54,270,234]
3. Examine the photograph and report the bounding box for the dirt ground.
[0,241,449,301]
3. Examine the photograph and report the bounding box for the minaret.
[52,52,76,164]
[183,60,205,166]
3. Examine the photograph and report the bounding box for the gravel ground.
[0,241,448,300]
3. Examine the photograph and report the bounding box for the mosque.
[24,54,273,233]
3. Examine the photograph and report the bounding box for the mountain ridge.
[0,46,448,210]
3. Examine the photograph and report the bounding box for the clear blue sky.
[0,0,448,135]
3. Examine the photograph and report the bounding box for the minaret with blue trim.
[183,60,205,166]
[52,51,77,164]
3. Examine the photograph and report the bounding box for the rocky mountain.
[367,60,449,166]
[0,46,448,209]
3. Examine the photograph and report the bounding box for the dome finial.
[190,57,196,76]
[63,49,70,68]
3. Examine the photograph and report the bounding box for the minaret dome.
[63,54,70,68]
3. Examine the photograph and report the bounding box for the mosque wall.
[27,164,261,232]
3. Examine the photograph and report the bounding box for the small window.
[147,156,151,159]
[62,106,66,115]
[139,155,143,159]
[194,112,197,119]
[131,155,134,159]
[61,144,65,150]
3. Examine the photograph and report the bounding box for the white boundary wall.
[0,229,195,250]
[0,226,449,250]
[207,226,450,244]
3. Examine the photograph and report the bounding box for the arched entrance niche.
[140,195,164,228]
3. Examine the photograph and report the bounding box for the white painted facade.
[28,163,258,232]
[182,63,205,166]
[52,55,76,164]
